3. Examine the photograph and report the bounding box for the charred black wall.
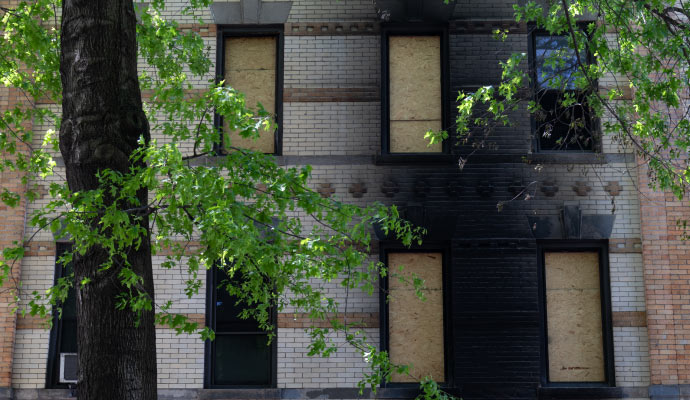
[375,14,627,399]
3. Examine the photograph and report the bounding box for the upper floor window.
[219,27,283,155]
[381,25,449,157]
[532,33,594,152]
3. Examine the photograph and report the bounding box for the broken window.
[533,33,595,151]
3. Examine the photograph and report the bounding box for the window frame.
[528,27,599,153]
[46,242,76,389]
[214,25,284,156]
[378,243,454,388]
[537,241,615,387]
[378,23,453,164]
[204,266,277,388]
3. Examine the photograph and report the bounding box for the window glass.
[535,35,583,90]
[534,33,594,151]
[208,267,273,386]
[58,287,77,354]
[213,335,272,385]
[215,272,261,332]
[47,243,78,387]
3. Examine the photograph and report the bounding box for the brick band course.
[277,312,379,329]
[16,312,381,331]
[612,311,647,327]
[285,22,379,36]
[284,87,380,103]
[609,238,643,253]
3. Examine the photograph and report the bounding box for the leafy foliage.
[455,0,690,199]
[0,0,450,396]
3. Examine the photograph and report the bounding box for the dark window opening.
[206,267,275,387]
[535,90,594,151]
[533,33,595,152]
[46,243,77,388]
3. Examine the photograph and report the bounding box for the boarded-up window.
[545,251,605,382]
[388,252,444,382]
[388,36,443,153]
[224,36,277,153]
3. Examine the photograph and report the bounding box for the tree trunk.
[58,1,157,399]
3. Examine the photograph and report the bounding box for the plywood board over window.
[388,252,444,382]
[545,252,605,382]
[388,36,442,153]
[224,36,276,153]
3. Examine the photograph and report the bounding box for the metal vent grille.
[59,353,78,383]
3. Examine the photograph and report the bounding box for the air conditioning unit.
[59,353,78,383]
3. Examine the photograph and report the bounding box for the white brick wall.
[284,36,380,88]
[277,328,378,388]
[156,329,205,389]
[137,35,216,90]
[155,2,213,24]
[11,329,50,389]
[16,256,55,311]
[523,162,642,239]
[283,103,380,156]
[610,253,645,312]
[614,327,651,387]
[280,259,381,315]
[287,0,377,22]
[153,256,206,316]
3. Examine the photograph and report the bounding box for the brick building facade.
[0,0,687,399]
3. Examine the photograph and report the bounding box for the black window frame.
[378,243,454,388]
[214,25,284,156]
[378,23,455,165]
[46,242,77,389]
[204,266,277,388]
[537,241,615,387]
[529,27,599,153]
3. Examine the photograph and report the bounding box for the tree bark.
[59,1,156,399]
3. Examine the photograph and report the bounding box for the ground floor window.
[205,267,275,387]
[381,249,448,383]
[539,242,614,385]
[46,242,77,387]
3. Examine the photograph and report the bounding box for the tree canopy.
[0,1,425,398]
[445,0,690,201]
[3,0,690,398]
